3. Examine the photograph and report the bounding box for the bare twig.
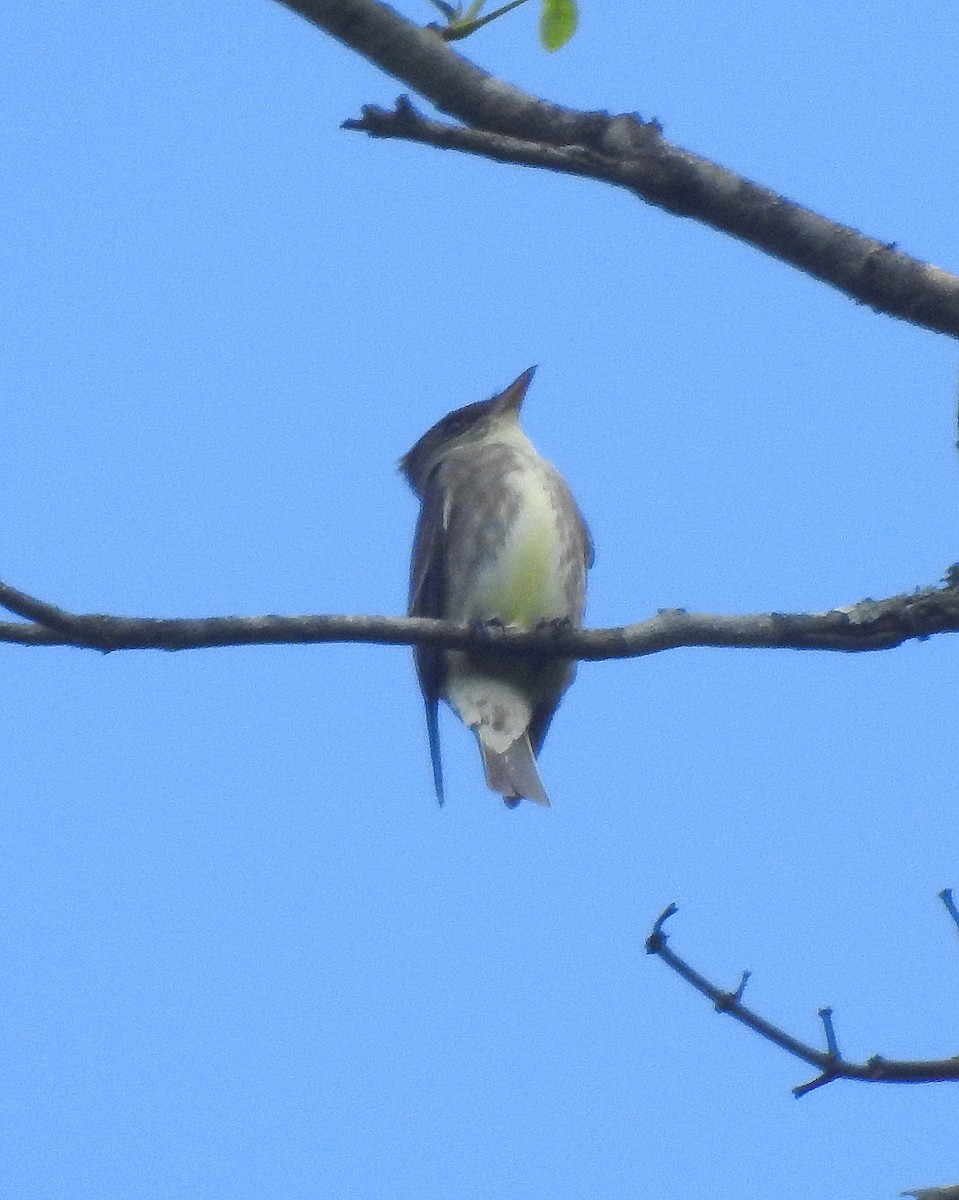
[2,572,959,656]
[271,0,959,338]
[434,0,531,41]
[941,889,959,937]
[645,906,959,1096]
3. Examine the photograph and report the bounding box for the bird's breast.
[454,465,574,625]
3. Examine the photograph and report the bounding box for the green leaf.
[539,0,578,50]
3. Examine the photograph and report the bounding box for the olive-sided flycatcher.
[400,368,592,808]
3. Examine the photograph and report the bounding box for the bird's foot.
[533,616,573,636]
[467,616,508,641]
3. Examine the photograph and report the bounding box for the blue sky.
[2,1,959,1197]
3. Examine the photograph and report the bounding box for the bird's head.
[399,367,536,496]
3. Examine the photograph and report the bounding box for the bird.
[399,367,592,807]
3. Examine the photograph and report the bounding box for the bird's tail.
[478,733,550,808]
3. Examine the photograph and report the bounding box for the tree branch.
[273,0,603,144]
[3,572,959,656]
[271,0,959,338]
[645,904,959,1097]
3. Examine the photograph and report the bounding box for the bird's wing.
[581,514,595,570]
[409,464,450,805]
[570,484,595,571]
[526,472,593,757]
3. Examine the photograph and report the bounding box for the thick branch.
[646,905,959,1097]
[271,0,959,337]
[273,0,605,144]
[2,573,959,656]
[345,98,959,337]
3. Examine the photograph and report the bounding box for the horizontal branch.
[646,903,959,1097]
[271,0,959,338]
[2,573,959,656]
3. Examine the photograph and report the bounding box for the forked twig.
[645,902,959,1096]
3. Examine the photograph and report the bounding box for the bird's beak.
[493,366,537,415]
